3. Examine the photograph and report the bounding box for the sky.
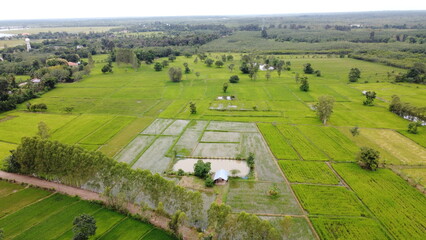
[1,0,425,20]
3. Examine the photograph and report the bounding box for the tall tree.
[348,68,361,82]
[36,122,50,139]
[168,67,182,82]
[315,95,335,125]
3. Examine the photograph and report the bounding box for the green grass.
[276,124,328,161]
[310,217,391,240]
[226,180,303,215]
[0,187,52,218]
[0,180,25,197]
[333,163,426,239]
[257,123,299,159]
[141,229,176,240]
[297,125,358,161]
[98,217,154,240]
[278,160,340,184]
[398,126,426,148]
[0,194,79,239]
[292,184,369,216]
[80,116,135,144]
[13,200,101,240]
[51,114,114,144]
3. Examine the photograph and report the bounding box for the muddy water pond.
[173,158,250,177]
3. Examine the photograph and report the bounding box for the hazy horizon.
[1,0,425,21]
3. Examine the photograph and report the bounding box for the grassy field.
[0,180,174,240]
[333,163,426,239]
[278,160,340,184]
[0,52,425,239]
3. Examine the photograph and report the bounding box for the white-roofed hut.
[213,169,229,185]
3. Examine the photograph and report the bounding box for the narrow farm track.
[0,171,199,240]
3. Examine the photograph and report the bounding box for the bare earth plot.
[162,120,190,136]
[174,120,209,154]
[200,131,241,143]
[262,216,316,240]
[206,121,258,132]
[115,135,156,164]
[132,136,176,173]
[141,118,173,135]
[192,143,240,158]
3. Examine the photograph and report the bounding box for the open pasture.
[333,163,426,239]
[278,160,340,185]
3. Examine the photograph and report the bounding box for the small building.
[213,169,229,185]
[31,78,41,83]
[67,62,79,67]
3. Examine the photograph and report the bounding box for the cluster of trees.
[389,95,425,122]
[207,203,280,240]
[303,63,321,76]
[394,63,426,84]
[6,137,204,228]
[363,91,376,106]
[193,160,213,187]
[348,68,361,82]
[357,147,380,171]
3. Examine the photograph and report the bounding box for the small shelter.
[30,78,41,83]
[213,169,229,185]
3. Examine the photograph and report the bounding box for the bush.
[205,176,214,187]
[229,75,240,83]
[168,67,182,82]
[194,160,211,179]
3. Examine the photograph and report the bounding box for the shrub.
[229,75,240,83]
[205,176,214,187]
[357,147,380,171]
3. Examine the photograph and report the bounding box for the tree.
[195,72,200,79]
[205,176,214,187]
[228,64,235,72]
[229,75,240,83]
[315,95,335,125]
[261,29,268,38]
[161,60,169,68]
[357,147,380,171]
[299,76,309,91]
[169,210,186,234]
[247,152,255,170]
[73,214,96,240]
[215,60,224,68]
[223,83,228,93]
[350,126,360,136]
[265,71,271,81]
[408,121,421,134]
[348,68,361,82]
[168,67,182,82]
[194,160,211,179]
[154,62,163,71]
[303,63,314,74]
[189,102,197,114]
[0,228,3,240]
[183,63,190,74]
[227,55,234,61]
[168,55,176,62]
[205,58,214,67]
[101,64,113,74]
[37,122,50,139]
[363,91,376,106]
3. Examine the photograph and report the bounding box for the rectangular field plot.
[0,194,79,239]
[141,118,173,135]
[333,163,426,239]
[398,127,426,148]
[98,217,153,240]
[0,141,16,164]
[297,125,358,161]
[192,143,240,158]
[276,125,328,161]
[362,128,426,165]
[264,85,299,101]
[80,116,135,145]
[0,180,25,197]
[401,168,426,187]
[162,119,190,135]
[200,131,241,143]
[115,135,156,164]
[88,99,159,116]
[51,114,114,144]
[0,112,76,144]
[206,121,257,132]
[13,200,101,240]
[132,136,175,173]
[241,133,284,182]
[279,161,340,184]
[311,217,391,240]
[141,229,175,240]
[258,123,299,160]
[263,216,316,240]
[173,121,209,154]
[226,181,303,215]
[0,188,52,218]
[292,185,369,216]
